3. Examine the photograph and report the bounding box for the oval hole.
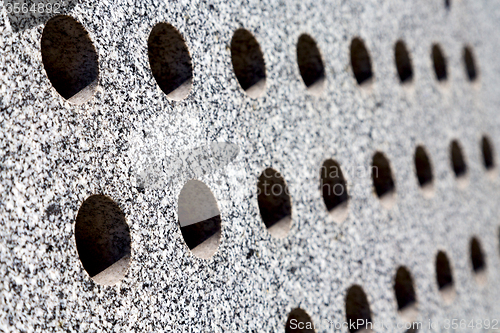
[481,136,495,171]
[231,28,266,97]
[346,285,373,333]
[395,40,413,84]
[372,152,396,208]
[350,37,373,85]
[285,308,316,333]
[470,237,487,285]
[178,180,221,259]
[432,44,448,82]
[394,267,418,323]
[463,46,478,82]
[320,159,349,223]
[41,15,99,104]
[296,34,326,94]
[75,195,131,286]
[450,140,467,182]
[414,146,434,196]
[148,23,193,100]
[435,251,455,303]
[257,168,292,239]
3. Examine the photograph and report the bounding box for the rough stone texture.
[1,0,500,332]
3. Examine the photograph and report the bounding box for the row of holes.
[74,135,495,285]
[286,240,488,333]
[40,15,478,103]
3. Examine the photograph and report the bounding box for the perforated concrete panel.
[1,0,500,332]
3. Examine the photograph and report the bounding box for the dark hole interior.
[463,47,478,82]
[414,146,434,187]
[257,168,292,229]
[372,152,395,198]
[435,251,454,290]
[75,195,131,277]
[470,237,486,273]
[321,159,348,211]
[395,41,413,83]
[41,15,99,101]
[346,285,372,333]
[482,136,495,170]
[231,29,266,93]
[148,22,193,98]
[450,140,467,178]
[394,267,417,311]
[296,34,325,88]
[350,38,373,85]
[432,44,447,81]
[180,215,221,250]
[285,308,315,333]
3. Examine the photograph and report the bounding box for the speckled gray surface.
[1,0,500,332]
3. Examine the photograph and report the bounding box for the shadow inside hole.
[346,285,373,333]
[148,22,193,100]
[435,251,455,302]
[463,47,478,82]
[350,38,373,85]
[394,267,418,323]
[257,168,292,238]
[395,41,413,83]
[481,136,495,171]
[432,44,448,82]
[75,195,131,285]
[231,29,266,97]
[296,34,326,93]
[372,152,396,207]
[450,140,467,178]
[41,15,99,103]
[320,159,349,222]
[285,308,316,333]
[414,146,434,194]
[178,180,221,259]
[4,0,78,32]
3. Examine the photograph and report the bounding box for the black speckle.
[246,249,255,259]
[45,203,61,217]
[41,143,51,154]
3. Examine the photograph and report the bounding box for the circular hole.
[470,237,487,284]
[450,140,468,182]
[285,308,316,333]
[394,40,413,84]
[230,29,266,98]
[371,152,396,208]
[463,46,478,82]
[257,168,292,239]
[41,15,99,104]
[320,159,349,223]
[481,135,495,171]
[432,44,448,82]
[435,251,455,303]
[75,195,131,286]
[394,267,418,323]
[350,37,373,86]
[296,34,326,94]
[148,23,193,101]
[178,180,221,259]
[414,146,434,196]
[346,285,373,333]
